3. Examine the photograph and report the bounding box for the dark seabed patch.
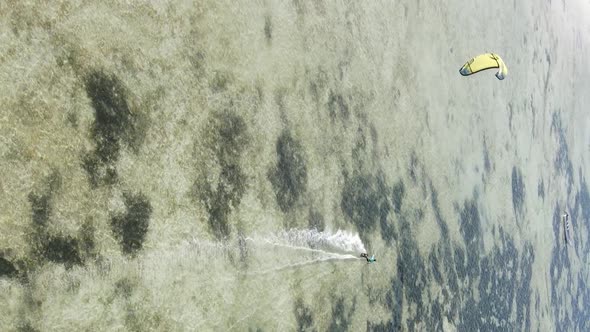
[366,320,396,332]
[453,244,466,281]
[328,296,356,332]
[385,180,536,330]
[209,71,235,93]
[427,301,444,331]
[196,110,248,239]
[391,180,405,214]
[538,177,545,200]
[16,323,40,332]
[511,166,526,220]
[17,279,44,330]
[396,216,427,329]
[458,197,482,281]
[341,173,390,242]
[83,70,144,187]
[379,200,396,246]
[226,230,250,270]
[508,102,514,132]
[268,130,308,213]
[409,151,419,183]
[66,111,78,128]
[0,256,18,278]
[374,276,403,331]
[351,126,373,169]
[247,328,264,332]
[117,281,149,330]
[27,170,61,227]
[574,177,590,254]
[291,0,306,22]
[308,207,325,231]
[308,67,329,105]
[457,227,527,331]
[327,92,350,121]
[25,172,82,269]
[341,121,398,244]
[571,274,590,330]
[28,193,51,227]
[428,181,461,317]
[482,136,491,174]
[551,112,574,193]
[264,15,272,42]
[342,123,393,242]
[79,219,97,259]
[453,189,534,331]
[237,232,249,267]
[112,277,174,330]
[516,243,534,331]
[114,277,135,299]
[429,181,449,239]
[41,235,82,268]
[293,298,315,332]
[428,247,443,285]
[110,192,152,256]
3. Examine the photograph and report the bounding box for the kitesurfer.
[360,253,376,263]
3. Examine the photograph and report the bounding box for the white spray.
[243,228,366,261]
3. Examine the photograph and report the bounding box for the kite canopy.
[459,53,507,80]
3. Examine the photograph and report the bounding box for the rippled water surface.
[1,1,589,330]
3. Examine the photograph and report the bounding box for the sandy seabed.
[1,0,589,331]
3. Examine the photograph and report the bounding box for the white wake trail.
[252,228,366,255]
[244,254,359,276]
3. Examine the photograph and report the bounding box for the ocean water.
[1,0,589,330]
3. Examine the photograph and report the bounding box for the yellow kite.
[459,53,507,80]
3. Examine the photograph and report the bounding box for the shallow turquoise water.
[0,1,589,330]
